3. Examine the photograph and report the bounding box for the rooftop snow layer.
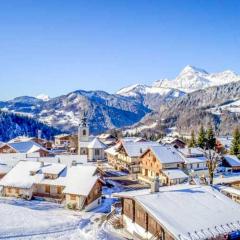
[63,165,98,196]
[162,169,188,180]
[224,155,240,167]
[150,145,185,164]
[122,141,159,157]
[116,184,240,240]
[88,138,106,149]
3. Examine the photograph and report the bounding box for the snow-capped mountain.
[36,94,50,101]
[1,65,239,135]
[116,84,185,110]
[154,65,240,93]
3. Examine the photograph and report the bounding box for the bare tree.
[204,149,221,185]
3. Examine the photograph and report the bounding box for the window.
[95,149,100,155]
[45,185,50,193]
[83,129,86,136]
[15,188,19,194]
[57,186,61,194]
[8,188,12,193]
[70,195,76,201]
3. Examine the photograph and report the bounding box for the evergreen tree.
[230,127,240,156]
[197,125,206,149]
[206,125,216,149]
[188,130,196,148]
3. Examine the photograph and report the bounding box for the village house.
[54,134,72,147]
[139,145,186,185]
[0,161,102,211]
[8,136,53,150]
[97,133,117,146]
[215,136,233,153]
[222,155,240,172]
[107,140,159,173]
[158,136,186,149]
[176,147,208,177]
[0,141,50,157]
[114,183,240,240]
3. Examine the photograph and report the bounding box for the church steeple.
[80,111,88,128]
[78,111,89,155]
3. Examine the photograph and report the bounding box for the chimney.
[72,160,77,166]
[151,176,160,193]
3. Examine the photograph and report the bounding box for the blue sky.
[0,0,240,100]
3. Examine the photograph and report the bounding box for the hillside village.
[0,112,239,240]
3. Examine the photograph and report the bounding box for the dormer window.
[83,129,86,136]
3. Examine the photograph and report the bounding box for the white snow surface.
[63,165,98,196]
[154,65,240,93]
[118,65,240,96]
[36,94,50,101]
[116,184,240,240]
[0,198,123,240]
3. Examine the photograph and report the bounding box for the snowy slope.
[207,98,240,115]
[36,94,50,101]
[154,65,240,93]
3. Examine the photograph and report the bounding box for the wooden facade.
[139,149,182,185]
[0,145,17,154]
[122,198,173,239]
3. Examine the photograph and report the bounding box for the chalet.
[0,161,102,211]
[8,136,53,150]
[105,145,118,168]
[139,145,185,185]
[114,184,240,240]
[111,141,159,173]
[0,141,50,157]
[216,185,240,204]
[158,137,186,149]
[97,133,117,146]
[222,155,240,172]
[216,137,233,153]
[54,134,71,146]
[177,148,208,177]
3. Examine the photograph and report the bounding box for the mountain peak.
[181,65,208,74]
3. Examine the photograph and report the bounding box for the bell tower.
[78,111,89,155]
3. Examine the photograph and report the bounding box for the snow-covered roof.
[104,146,118,156]
[79,141,90,148]
[214,174,240,185]
[182,156,207,164]
[0,161,43,189]
[0,164,12,175]
[0,160,99,196]
[63,165,98,196]
[224,155,240,167]
[54,134,70,139]
[88,138,106,149]
[122,141,159,157]
[215,185,240,197]
[116,185,240,240]
[217,137,233,149]
[7,141,49,154]
[121,137,146,143]
[149,145,184,164]
[162,169,188,180]
[41,163,66,175]
[177,148,204,157]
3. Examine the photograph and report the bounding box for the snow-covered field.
[0,197,123,240]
